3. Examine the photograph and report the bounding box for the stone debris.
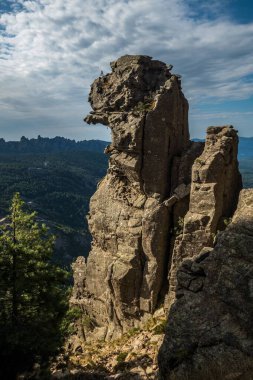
[67,313,166,380]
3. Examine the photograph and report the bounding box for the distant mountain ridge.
[1,136,252,157]
[0,136,108,154]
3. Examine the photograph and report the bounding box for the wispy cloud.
[0,0,253,140]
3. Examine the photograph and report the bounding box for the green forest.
[0,150,108,267]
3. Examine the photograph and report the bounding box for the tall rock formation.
[71,55,194,341]
[167,126,242,304]
[71,55,242,348]
[159,189,253,379]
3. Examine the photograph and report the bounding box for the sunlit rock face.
[71,55,193,341]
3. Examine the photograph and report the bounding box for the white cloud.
[0,0,253,140]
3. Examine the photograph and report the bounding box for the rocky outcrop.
[167,126,242,304]
[71,55,194,341]
[71,55,242,348]
[159,189,253,379]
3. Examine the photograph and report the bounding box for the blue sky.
[0,0,253,141]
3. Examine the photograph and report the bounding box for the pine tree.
[0,193,69,378]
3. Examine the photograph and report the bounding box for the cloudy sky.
[0,0,253,141]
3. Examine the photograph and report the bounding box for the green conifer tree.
[0,193,69,378]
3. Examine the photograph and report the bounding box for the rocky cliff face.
[71,55,243,360]
[159,189,253,379]
[167,126,242,305]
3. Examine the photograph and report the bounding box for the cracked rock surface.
[167,126,242,304]
[159,189,253,379]
[71,55,192,341]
